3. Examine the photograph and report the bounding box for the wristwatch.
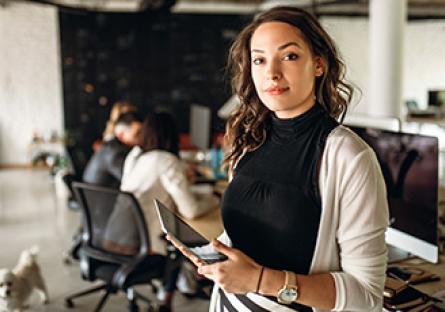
[277,270,299,305]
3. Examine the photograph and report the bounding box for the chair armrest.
[112,254,165,289]
[82,246,132,264]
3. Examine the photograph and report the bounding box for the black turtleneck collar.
[270,102,324,144]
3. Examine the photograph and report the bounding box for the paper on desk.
[190,183,213,194]
[433,288,445,301]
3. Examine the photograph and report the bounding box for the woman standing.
[169,6,388,312]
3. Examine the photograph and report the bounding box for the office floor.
[0,168,210,312]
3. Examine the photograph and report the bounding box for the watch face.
[278,287,298,304]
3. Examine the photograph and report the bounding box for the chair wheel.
[65,299,74,308]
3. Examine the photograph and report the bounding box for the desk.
[182,174,227,241]
[384,256,445,311]
[394,255,445,296]
[186,207,224,241]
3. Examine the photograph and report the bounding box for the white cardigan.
[121,147,219,255]
[203,126,389,311]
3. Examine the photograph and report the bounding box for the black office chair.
[63,144,89,211]
[65,182,173,312]
[61,145,90,263]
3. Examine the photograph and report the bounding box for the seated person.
[103,112,218,311]
[65,112,142,260]
[83,112,142,188]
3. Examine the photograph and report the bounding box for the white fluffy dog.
[0,247,49,312]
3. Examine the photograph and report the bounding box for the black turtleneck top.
[220,103,338,311]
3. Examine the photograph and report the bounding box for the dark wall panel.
[60,10,250,156]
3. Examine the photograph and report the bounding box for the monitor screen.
[190,104,211,150]
[350,126,439,262]
[428,90,445,108]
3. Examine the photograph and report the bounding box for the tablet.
[154,199,227,264]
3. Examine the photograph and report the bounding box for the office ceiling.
[15,0,445,19]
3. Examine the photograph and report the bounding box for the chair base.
[65,283,157,312]
[65,283,110,311]
[126,287,157,312]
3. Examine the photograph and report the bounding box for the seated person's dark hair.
[115,111,143,126]
[139,112,179,156]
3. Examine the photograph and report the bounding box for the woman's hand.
[165,234,206,267]
[166,235,262,294]
[199,240,262,294]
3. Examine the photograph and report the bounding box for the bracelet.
[256,266,265,293]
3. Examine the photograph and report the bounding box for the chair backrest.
[72,182,150,257]
[65,145,89,179]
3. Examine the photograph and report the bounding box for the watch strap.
[277,271,299,304]
[285,270,297,287]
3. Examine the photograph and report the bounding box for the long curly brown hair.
[224,6,353,170]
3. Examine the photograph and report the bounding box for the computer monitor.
[428,90,445,108]
[190,104,211,150]
[350,126,439,263]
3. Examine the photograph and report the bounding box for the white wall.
[403,21,445,109]
[321,18,370,114]
[321,17,445,114]
[0,1,63,165]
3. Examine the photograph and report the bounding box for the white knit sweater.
[203,125,389,311]
[121,147,219,255]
